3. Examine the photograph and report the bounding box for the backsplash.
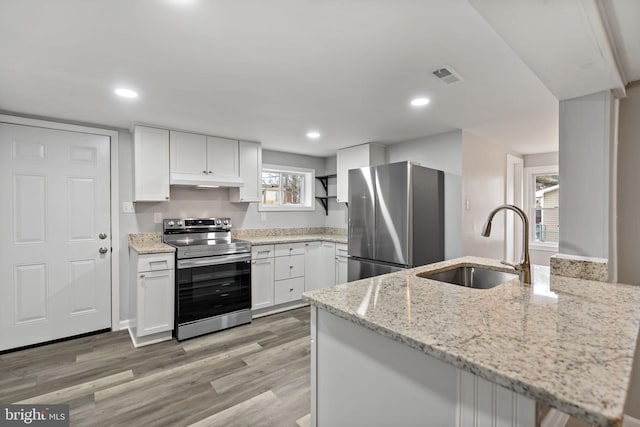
[233,227,347,238]
[550,254,608,282]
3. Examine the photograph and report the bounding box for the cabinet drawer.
[335,244,348,256]
[137,253,174,272]
[274,254,305,280]
[274,277,305,305]
[251,244,275,259]
[274,242,306,257]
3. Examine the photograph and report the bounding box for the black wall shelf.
[315,174,337,215]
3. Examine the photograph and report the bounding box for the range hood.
[170,173,244,188]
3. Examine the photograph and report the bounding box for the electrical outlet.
[154,212,163,224]
[465,199,471,211]
[260,212,267,221]
[122,202,135,213]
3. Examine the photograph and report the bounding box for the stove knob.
[176,220,183,226]
[167,220,175,227]
[215,219,222,225]
[223,219,230,225]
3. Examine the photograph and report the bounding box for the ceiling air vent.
[432,66,463,85]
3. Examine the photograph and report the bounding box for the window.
[525,166,559,248]
[259,165,315,211]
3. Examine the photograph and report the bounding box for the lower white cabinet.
[305,241,336,291]
[129,250,175,347]
[335,243,348,285]
[274,254,305,280]
[251,256,274,310]
[274,277,305,304]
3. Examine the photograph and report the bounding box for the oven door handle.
[177,253,251,269]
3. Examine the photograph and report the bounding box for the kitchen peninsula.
[303,257,640,427]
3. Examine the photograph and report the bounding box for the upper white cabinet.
[169,131,207,174]
[336,143,385,202]
[230,140,262,202]
[133,126,170,202]
[169,131,241,186]
[206,136,239,178]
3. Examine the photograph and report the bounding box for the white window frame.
[259,164,315,212]
[524,165,559,252]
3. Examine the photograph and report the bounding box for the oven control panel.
[163,217,231,231]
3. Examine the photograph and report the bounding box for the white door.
[0,123,111,351]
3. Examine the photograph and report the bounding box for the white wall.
[616,83,640,419]
[461,131,515,259]
[386,130,463,260]
[323,155,349,229]
[559,91,614,259]
[523,152,558,168]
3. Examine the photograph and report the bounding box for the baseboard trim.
[118,319,131,331]
[624,415,640,427]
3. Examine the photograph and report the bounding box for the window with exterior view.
[261,169,305,207]
[533,174,559,244]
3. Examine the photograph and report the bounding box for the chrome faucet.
[481,204,531,284]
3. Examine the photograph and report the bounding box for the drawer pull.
[257,250,271,254]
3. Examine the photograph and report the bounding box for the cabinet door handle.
[289,265,293,269]
[99,247,108,254]
[208,170,213,174]
[140,274,145,279]
[289,288,294,292]
[202,170,207,174]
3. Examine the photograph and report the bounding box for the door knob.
[99,247,108,254]
[99,232,107,240]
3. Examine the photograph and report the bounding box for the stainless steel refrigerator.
[348,161,444,281]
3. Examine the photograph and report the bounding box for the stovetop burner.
[162,217,251,259]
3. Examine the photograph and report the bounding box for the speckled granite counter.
[233,227,347,245]
[240,234,347,245]
[128,233,175,254]
[303,256,640,427]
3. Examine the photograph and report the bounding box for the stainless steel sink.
[417,266,519,289]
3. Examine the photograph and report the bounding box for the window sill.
[529,243,559,252]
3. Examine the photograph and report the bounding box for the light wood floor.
[0,307,312,427]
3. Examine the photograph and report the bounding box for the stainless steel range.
[163,218,252,341]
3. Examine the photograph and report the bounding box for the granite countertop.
[302,256,640,427]
[128,233,175,254]
[240,234,347,245]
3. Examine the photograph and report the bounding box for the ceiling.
[0,0,632,157]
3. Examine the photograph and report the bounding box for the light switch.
[122,202,135,213]
[154,212,163,223]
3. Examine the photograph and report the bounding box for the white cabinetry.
[311,307,536,426]
[169,131,241,185]
[206,136,239,178]
[133,126,170,202]
[169,131,207,174]
[274,243,305,304]
[230,140,262,202]
[305,241,336,291]
[129,251,175,347]
[336,143,385,202]
[335,243,348,285]
[251,245,274,310]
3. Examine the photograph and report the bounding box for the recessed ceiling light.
[307,131,321,139]
[410,97,430,107]
[114,88,138,98]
